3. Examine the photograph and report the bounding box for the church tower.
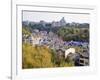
[60,17,66,26]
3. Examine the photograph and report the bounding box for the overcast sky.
[22,11,90,23]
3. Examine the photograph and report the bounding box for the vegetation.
[23,23,89,42]
[57,27,89,42]
[22,22,89,68]
[22,26,31,36]
[22,43,54,68]
[22,43,74,69]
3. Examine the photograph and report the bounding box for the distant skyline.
[22,11,90,23]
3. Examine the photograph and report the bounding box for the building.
[51,17,66,27]
[59,17,66,26]
[74,49,89,66]
[51,21,61,27]
[79,49,89,66]
[27,35,42,45]
[40,20,46,27]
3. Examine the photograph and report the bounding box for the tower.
[60,17,66,26]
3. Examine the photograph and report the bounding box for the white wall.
[0,0,99,80]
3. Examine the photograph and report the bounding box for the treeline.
[25,23,59,33]
[22,21,89,33]
[57,27,89,42]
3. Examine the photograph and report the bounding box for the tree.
[22,43,53,69]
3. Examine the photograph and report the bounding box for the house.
[65,48,76,59]
[51,21,61,27]
[27,35,42,45]
[39,31,47,36]
[79,49,89,66]
[74,49,89,66]
[32,29,39,33]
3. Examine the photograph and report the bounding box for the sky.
[22,11,90,23]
